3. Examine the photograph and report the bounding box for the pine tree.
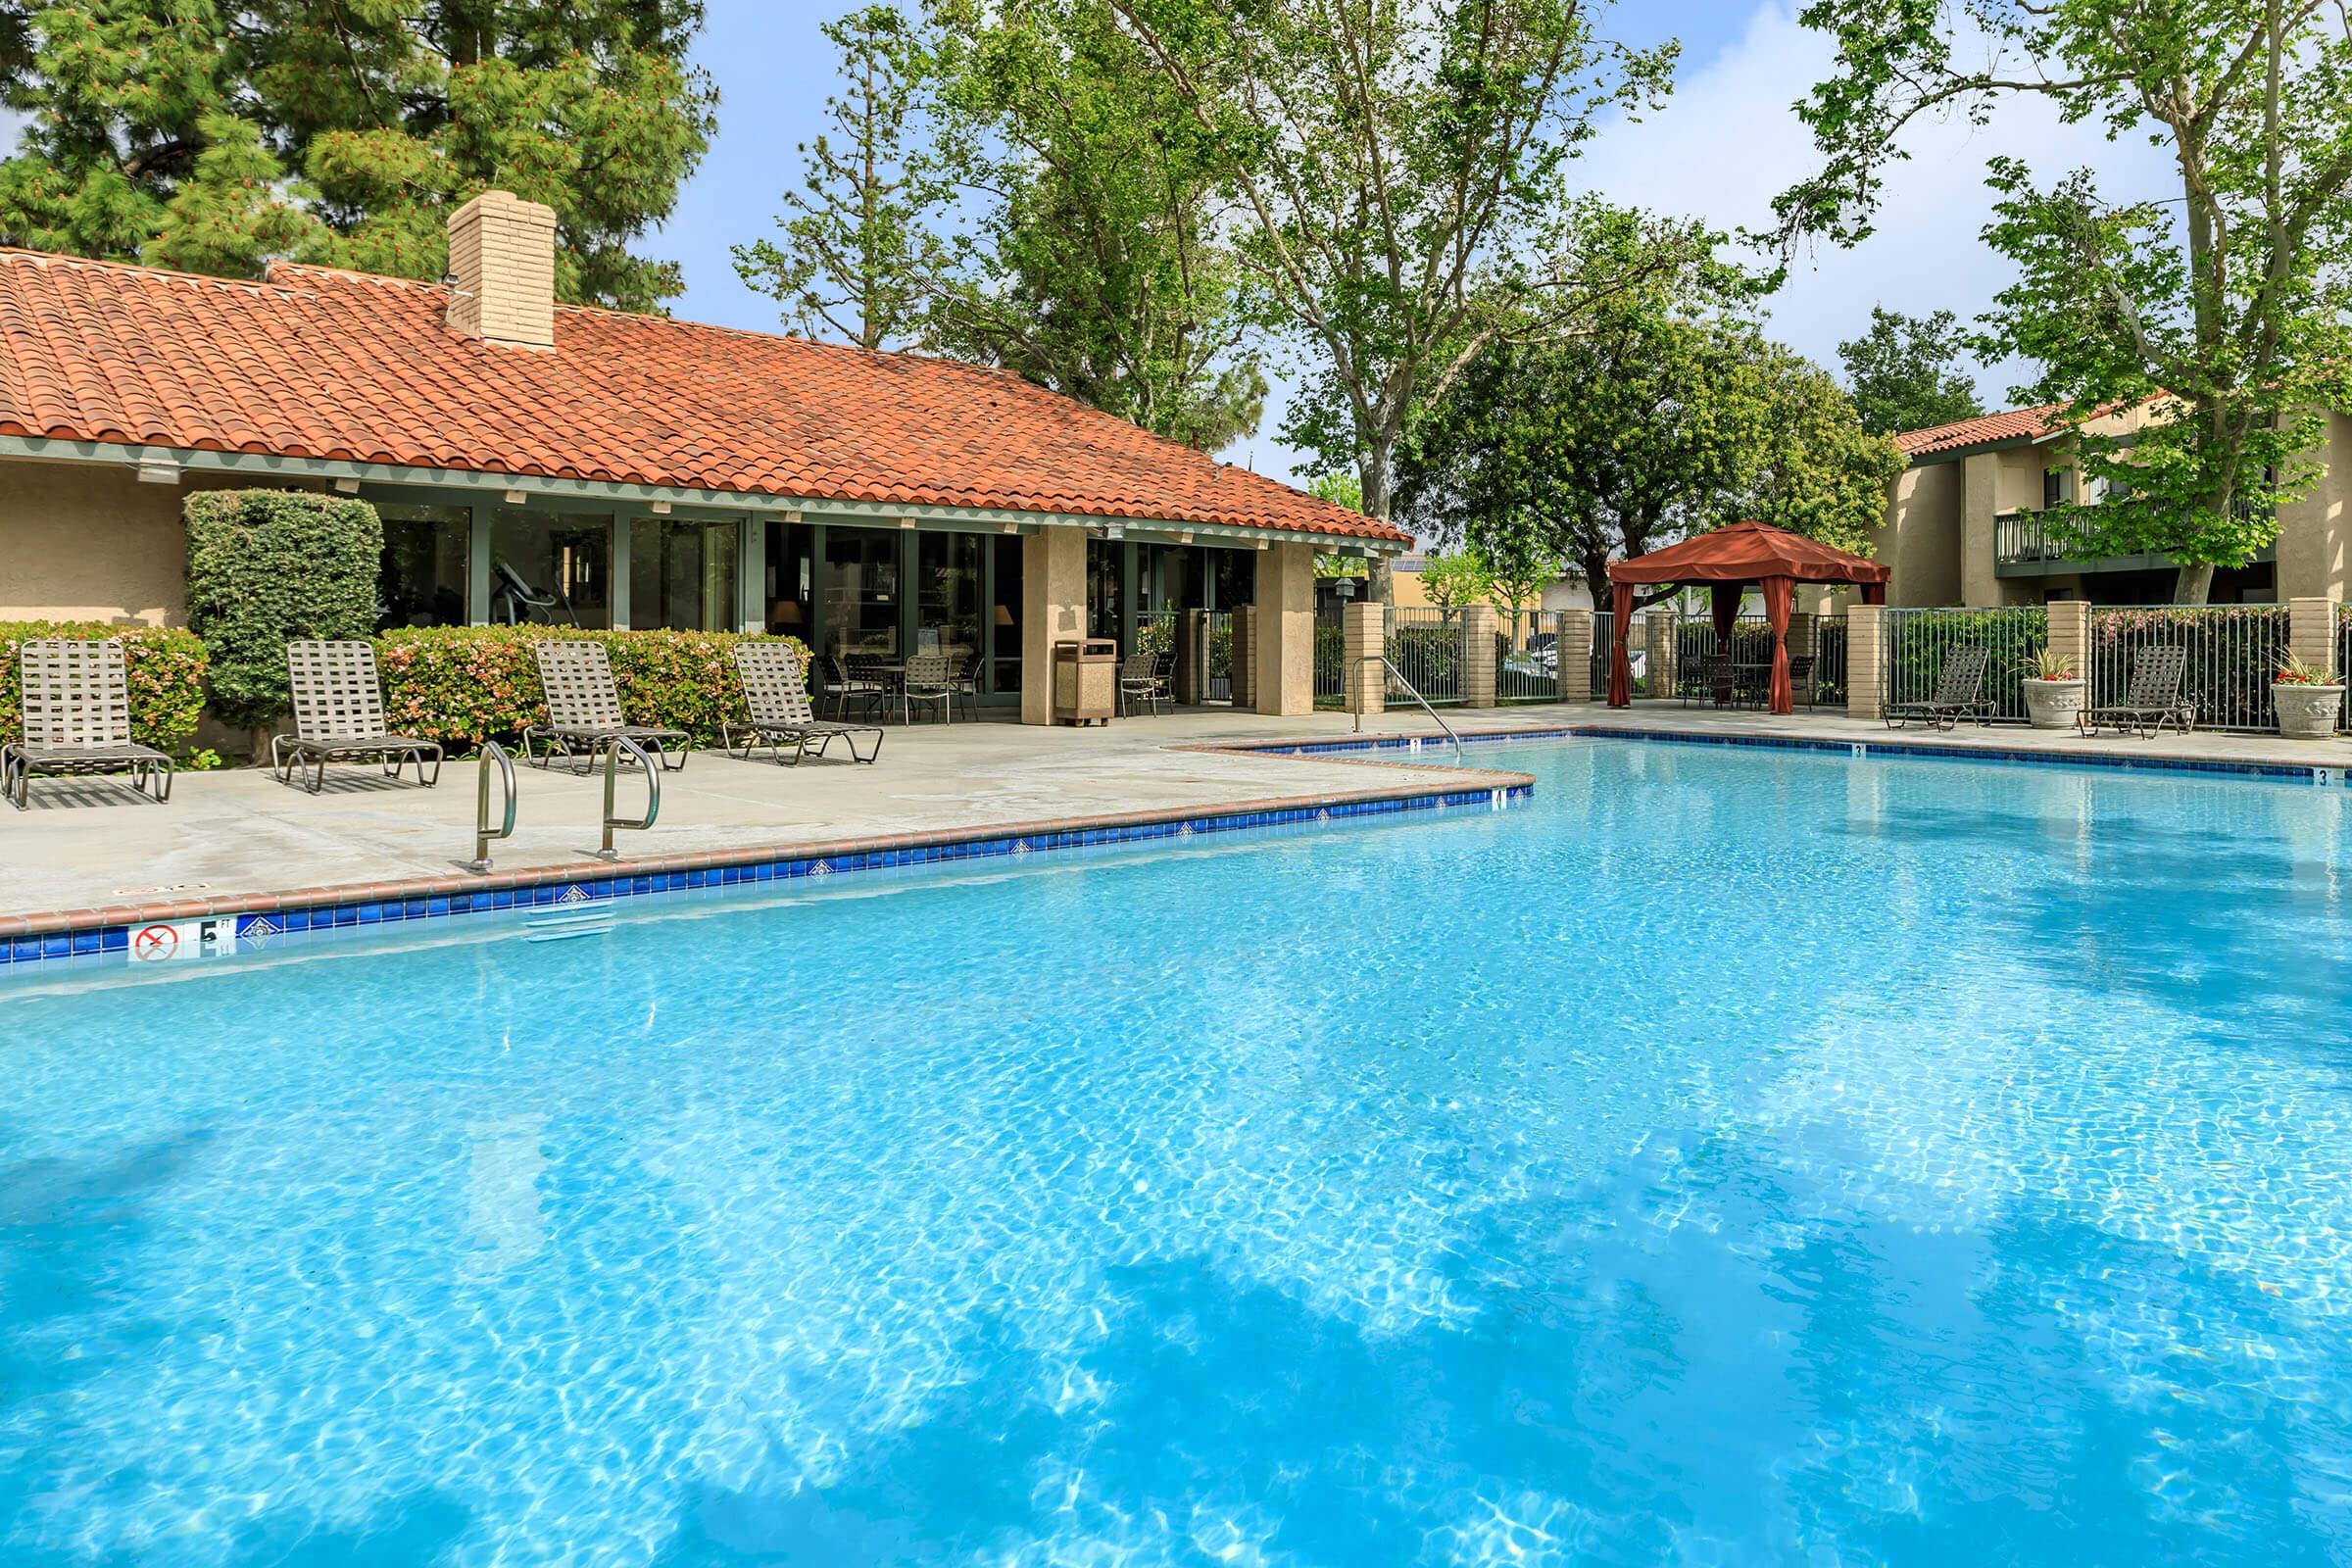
[0,1,715,311]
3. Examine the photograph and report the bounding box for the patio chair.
[3,639,173,809]
[954,652,982,721]
[900,651,956,724]
[2079,644,2195,738]
[1118,651,1171,716]
[724,643,883,765]
[524,641,690,773]
[271,640,441,794]
[1677,647,1711,707]
[1788,654,1821,710]
[1884,645,1993,730]
[823,653,884,720]
[1703,655,1737,709]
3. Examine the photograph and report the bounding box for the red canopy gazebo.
[1606,521,1888,714]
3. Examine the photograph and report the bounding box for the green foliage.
[1777,0,2352,602]
[1417,549,1493,612]
[922,0,1267,449]
[2089,605,2289,729]
[1397,216,1898,602]
[0,620,208,757]
[1837,306,1983,435]
[732,6,941,350]
[740,0,1266,448]
[183,490,381,730]
[0,2,715,311]
[1105,0,1686,522]
[373,627,814,752]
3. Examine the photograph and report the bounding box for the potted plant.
[2020,647,2087,729]
[2272,652,2344,739]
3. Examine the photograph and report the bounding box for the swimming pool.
[5,737,2351,1565]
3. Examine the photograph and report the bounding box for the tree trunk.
[1358,439,1396,605]
[2173,561,2217,604]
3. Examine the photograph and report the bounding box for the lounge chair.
[524,641,690,773]
[1885,645,1993,730]
[1118,651,1171,715]
[900,652,956,724]
[271,640,441,794]
[2079,644,2195,738]
[724,643,882,764]
[3,639,173,809]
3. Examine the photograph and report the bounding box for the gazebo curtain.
[1762,575,1793,713]
[1608,581,1634,707]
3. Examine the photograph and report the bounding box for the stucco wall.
[2277,411,2352,600]
[1881,461,1963,606]
[0,457,193,625]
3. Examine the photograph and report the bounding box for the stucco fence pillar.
[1252,542,1316,716]
[2045,600,2091,684]
[1644,612,1677,702]
[1461,605,1498,708]
[1845,603,1884,720]
[1556,610,1594,703]
[2289,597,2337,680]
[1344,600,1386,714]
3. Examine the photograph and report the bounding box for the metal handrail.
[465,741,516,872]
[597,736,662,859]
[1348,654,1464,765]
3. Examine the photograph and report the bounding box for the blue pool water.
[6,738,2352,1565]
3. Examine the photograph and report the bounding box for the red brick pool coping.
[0,745,1537,943]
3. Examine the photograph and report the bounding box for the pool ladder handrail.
[1347,655,1464,765]
[465,741,517,872]
[597,737,662,859]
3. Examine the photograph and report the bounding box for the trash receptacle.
[1053,638,1117,726]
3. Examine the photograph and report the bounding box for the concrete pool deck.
[5,700,2348,939]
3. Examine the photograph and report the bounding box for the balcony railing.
[1997,500,2278,568]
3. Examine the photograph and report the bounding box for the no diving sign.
[129,916,237,964]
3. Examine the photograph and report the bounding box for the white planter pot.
[2273,683,2344,740]
[2023,677,2086,730]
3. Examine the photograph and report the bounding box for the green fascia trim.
[0,434,1403,554]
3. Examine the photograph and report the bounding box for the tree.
[1396,225,1900,607]
[733,6,940,350]
[1103,0,1689,597]
[922,0,1267,448]
[1838,306,1984,435]
[1418,547,1494,612]
[0,3,714,311]
[1777,0,2352,603]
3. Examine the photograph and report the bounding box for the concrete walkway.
[5,700,2343,927]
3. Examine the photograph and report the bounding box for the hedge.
[184,489,383,729]
[0,622,209,757]
[373,627,817,751]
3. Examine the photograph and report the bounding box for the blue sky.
[658,1,2161,480]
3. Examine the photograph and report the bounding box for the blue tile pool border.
[0,778,1534,975]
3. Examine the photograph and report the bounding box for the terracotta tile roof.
[0,249,1403,545]
[1894,401,2079,459]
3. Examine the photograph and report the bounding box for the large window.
[630,517,739,631]
[491,509,612,627]
[991,535,1022,694]
[376,502,470,630]
[917,531,982,670]
[821,526,901,658]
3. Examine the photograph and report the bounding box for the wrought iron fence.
[2090,604,2287,732]
[1592,611,1654,697]
[1496,609,1563,703]
[1813,616,1848,709]
[1205,611,1234,704]
[1881,607,2047,724]
[1388,607,1466,705]
[1133,609,1177,658]
[1314,608,1347,708]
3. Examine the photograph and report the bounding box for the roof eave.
[0,433,1407,551]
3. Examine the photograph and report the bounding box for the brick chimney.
[445,190,557,350]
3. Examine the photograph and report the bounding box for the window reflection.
[376,503,470,630]
[491,509,611,627]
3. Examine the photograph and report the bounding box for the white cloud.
[1569,0,2172,406]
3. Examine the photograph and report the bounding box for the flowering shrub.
[373,627,815,751]
[0,621,210,756]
